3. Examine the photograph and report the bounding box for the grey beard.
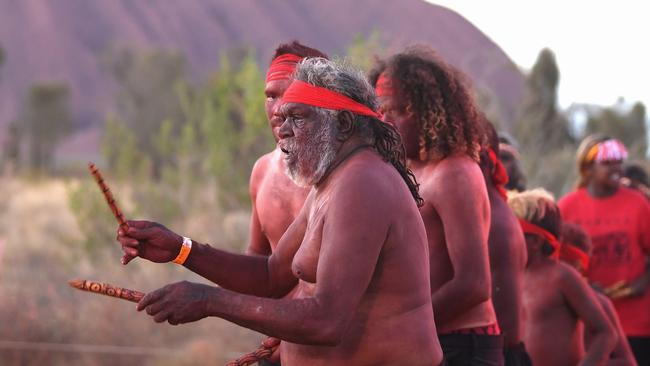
[285,122,339,187]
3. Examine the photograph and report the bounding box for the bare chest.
[256,174,309,248]
[291,198,328,283]
[523,272,567,321]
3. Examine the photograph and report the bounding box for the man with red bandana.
[370,47,502,365]
[119,41,327,262]
[248,42,328,256]
[559,135,650,365]
[117,58,444,365]
[509,189,615,366]
[479,121,531,366]
[117,41,327,365]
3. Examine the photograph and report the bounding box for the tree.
[22,83,73,172]
[345,30,384,72]
[515,48,573,150]
[102,47,187,177]
[584,101,647,159]
[199,49,273,207]
[514,48,577,195]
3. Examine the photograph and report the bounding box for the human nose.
[278,118,294,140]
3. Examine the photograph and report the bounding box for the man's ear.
[336,110,355,141]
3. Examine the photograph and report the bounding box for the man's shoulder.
[423,155,485,201]
[252,150,276,172]
[435,153,479,171]
[555,261,586,287]
[330,153,405,206]
[490,200,522,237]
[251,150,282,182]
[618,186,650,204]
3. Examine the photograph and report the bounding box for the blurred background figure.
[559,135,650,366]
[498,134,527,193]
[509,188,615,366]
[480,122,531,366]
[559,222,638,366]
[622,162,650,200]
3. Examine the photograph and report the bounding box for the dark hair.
[271,41,329,61]
[369,45,485,162]
[624,163,650,187]
[560,222,591,255]
[534,200,562,257]
[296,58,423,206]
[508,189,562,256]
[478,114,499,171]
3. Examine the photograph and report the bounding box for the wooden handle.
[87,162,129,232]
[69,279,144,303]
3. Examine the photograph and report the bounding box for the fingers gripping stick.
[88,162,129,232]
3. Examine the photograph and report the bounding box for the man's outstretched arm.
[117,216,303,298]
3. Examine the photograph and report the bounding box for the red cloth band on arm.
[281,80,382,119]
[519,218,560,259]
[559,244,590,271]
[488,149,509,201]
[266,54,302,82]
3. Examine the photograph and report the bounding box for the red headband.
[375,71,393,98]
[281,80,382,119]
[585,139,628,163]
[519,218,560,259]
[559,244,590,272]
[266,54,302,83]
[488,149,509,201]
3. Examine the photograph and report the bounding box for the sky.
[429,1,650,110]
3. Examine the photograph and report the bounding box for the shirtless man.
[479,121,531,366]
[371,46,502,365]
[560,222,638,366]
[248,41,327,255]
[117,58,444,366]
[508,189,616,366]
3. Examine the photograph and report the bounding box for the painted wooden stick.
[69,279,144,303]
[87,162,129,232]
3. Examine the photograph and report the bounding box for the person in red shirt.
[559,135,650,365]
[560,222,638,365]
[509,189,615,365]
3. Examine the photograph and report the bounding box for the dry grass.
[0,176,263,365]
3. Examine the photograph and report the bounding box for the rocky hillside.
[0,0,524,153]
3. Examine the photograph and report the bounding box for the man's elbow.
[460,277,491,304]
[591,321,617,353]
[301,317,347,346]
